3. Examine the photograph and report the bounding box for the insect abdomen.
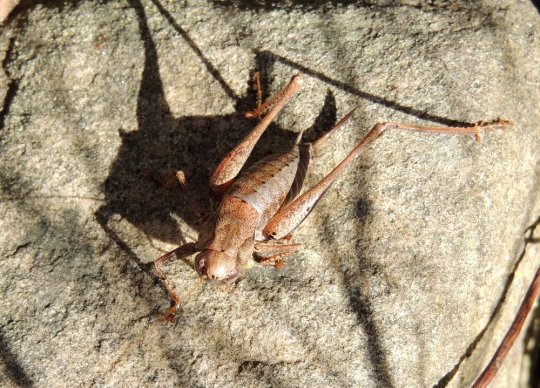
[228,147,304,222]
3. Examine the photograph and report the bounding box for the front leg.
[254,241,303,268]
[153,242,199,322]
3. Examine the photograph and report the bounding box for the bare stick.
[472,265,540,388]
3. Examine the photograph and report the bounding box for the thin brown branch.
[473,265,540,387]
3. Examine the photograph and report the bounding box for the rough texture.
[0,1,539,386]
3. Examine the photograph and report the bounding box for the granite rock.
[0,1,539,386]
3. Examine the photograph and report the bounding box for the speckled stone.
[0,1,539,387]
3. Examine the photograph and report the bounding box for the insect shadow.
[94,0,338,270]
[94,1,477,386]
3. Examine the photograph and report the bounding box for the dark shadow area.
[210,0,505,22]
[6,0,117,25]
[211,0,362,11]
[0,35,19,132]
[16,0,113,12]
[0,332,33,387]
[532,0,540,13]
[525,304,540,387]
[254,50,472,127]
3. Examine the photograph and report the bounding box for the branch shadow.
[254,50,471,127]
[319,197,396,387]
[347,201,396,388]
[210,0,362,11]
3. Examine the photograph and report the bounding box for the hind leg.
[264,119,512,240]
[210,75,304,196]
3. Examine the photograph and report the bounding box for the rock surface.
[0,0,539,386]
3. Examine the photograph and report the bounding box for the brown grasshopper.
[153,73,510,322]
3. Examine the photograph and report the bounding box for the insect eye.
[196,258,207,276]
